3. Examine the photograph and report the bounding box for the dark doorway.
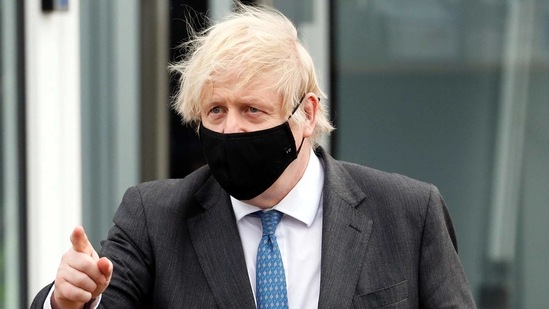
[168,0,209,178]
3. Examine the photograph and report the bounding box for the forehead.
[203,73,282,103]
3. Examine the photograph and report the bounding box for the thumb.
[92,257,113,298]
[97,257,113,279]
[70,225,94,256]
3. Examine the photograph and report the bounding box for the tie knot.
[257,210,283,236]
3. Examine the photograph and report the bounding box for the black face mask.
[199,115,303,200]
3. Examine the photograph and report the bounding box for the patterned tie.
[255,210,288,309]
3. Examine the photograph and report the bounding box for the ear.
[302,92,318,138]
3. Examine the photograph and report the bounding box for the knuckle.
[76,275,97,292]
[60,249,74,262]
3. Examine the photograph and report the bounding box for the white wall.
[25,0,82,301]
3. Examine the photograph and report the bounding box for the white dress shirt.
[231,148,324,309]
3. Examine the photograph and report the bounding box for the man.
[32,4,476,308]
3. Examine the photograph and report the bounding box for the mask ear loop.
[287,94,308,155]
[288,95,306,119]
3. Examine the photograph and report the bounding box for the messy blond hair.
[170,3,334,146]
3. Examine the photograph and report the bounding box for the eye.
[247,106,260,113]
[209,106,223,114]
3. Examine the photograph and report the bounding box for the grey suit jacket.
[32,147,475,308]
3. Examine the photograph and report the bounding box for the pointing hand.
[53,226,112,309]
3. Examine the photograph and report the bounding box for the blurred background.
[1,0,548,307]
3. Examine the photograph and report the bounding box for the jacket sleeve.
[30,282,54,308]
[97,186,155,308]
[418,186,476,308]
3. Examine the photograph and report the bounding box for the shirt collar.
[231,148,324,227]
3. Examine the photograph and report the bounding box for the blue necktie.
[255,210,288,309]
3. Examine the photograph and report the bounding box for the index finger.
[70,225,94,256]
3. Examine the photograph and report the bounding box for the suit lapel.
[188,176,256,309]
[317,149,373,309]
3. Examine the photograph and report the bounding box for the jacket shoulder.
[339,160,434,198]
[328,158,443,229]
[118,165,213,219]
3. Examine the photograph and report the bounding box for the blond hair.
[170,3,334,146]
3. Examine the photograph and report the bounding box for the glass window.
[80,1,141,247]
[333,0,549,307]
[0,0,26,307]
